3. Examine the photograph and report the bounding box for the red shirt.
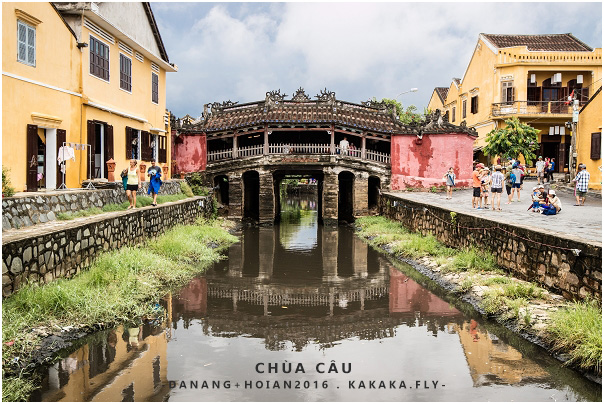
[472,170,481,187]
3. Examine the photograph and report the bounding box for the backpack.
[508,172,516,185]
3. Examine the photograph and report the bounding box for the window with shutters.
[90,35,109,81]
[501,81,514,104]
[17,20,36,66]
[471,96,478,114]
[462,99,467,119]
[591,132,601,160]
[151,72,159,104]
[158,135,167,163]
[527,79,541,106]
[451,107,456,123]
[120,54,132,92]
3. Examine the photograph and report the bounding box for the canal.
[32,191,601,402]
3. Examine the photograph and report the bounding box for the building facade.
[2,2,176,193]
[577,87,602,189]
[432,33,602,177]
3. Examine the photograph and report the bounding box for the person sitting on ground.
[541,190,562,215]
[528,186,541,212]
[537,184,548,204]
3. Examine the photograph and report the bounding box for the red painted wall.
[173,134,207,173]
[390,133,474,190]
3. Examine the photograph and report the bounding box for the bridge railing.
[237,144,264,158]
[269,143,331,154]
[207,149,233,162]
[208,144,390,164]
[366,149,391,164]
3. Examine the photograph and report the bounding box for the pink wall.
[390,133,474,190]
[173,134,206,173]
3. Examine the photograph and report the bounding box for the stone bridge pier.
[211,157,389,225]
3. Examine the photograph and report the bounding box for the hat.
[476,163,484,168]
[532,186,538,191]
[538,184,545,189]
[495,165,502,170]
[506,165,512,170]
[549,190,556,195]
[538,156,543,159]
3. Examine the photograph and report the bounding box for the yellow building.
[432,33,602,178]
[426,87,448,113]
[577,87,602,189]
[2,2,177,192]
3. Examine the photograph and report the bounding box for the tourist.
[126,159,139,209]
[572,163,590,206]
[339,137,349,156]
[541,190,562,215]
[529,187,541,212]
[548,158,556,182]
[443,167,455,200]
[481,168,491,207]
[349,142,357,157]
[490,165,504,210]
[511,163,523,202]
[147,159,162,207]
[537,184,548,204]
[472,163,484,208]
[504,165,514,204]
[535,156,545,184]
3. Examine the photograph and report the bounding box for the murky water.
[33,193,601,402]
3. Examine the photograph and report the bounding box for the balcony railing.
[207,143,390,164]
[492,101,573,117]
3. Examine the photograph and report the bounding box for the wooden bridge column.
[354,172,369,217]
[258,170,275,225]
[228,173,243,220]
[322,168,338,226]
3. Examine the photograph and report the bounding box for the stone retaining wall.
[379,193,602,300]
[2,180,184,230]
[2,196,213,298]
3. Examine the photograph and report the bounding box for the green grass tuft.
[452,248,498,273]
[547,299,602,373]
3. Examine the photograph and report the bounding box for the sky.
[152,2,603,119]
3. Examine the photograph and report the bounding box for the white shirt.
[536,160,545,172]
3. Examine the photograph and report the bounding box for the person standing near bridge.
[339,137,349,156]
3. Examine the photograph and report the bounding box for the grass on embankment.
[56,193,190,220]
[2,217,237,401]
[355,215,602,375]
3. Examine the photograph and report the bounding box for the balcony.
[207,143,390,165]
[491,101,573,117]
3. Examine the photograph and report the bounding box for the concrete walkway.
[387,180,602,244]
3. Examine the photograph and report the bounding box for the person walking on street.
[535,156,545,185]
[511,163,523,202]
[443,167,455,200]
[126,159,139,209]
[147,160,162,207]
[490,165,504,210]
[572,163,590,206]
[548,158,556,182]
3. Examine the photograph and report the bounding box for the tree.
[376,98,428,125]
[483,117,540,166]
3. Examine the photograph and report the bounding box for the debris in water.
[4,340,14,346]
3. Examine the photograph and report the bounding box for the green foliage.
[180,181,194,197]
[547,299,602,372]
[375,98,427,125]
[2,166,15,197]
[452,248,498,273]
[483,117,540,165]
[2,377,36,402]
[57,207,103,220]
[187,172,210,196]
[457,277,474,294]
[2,219,237,401]
[449,212,457,226]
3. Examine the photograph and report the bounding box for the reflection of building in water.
[389,268,464,335]
[36,324,169,402]
[455,320,548,386]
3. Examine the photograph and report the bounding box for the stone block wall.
[2,196,213,298]
[379,193,602,300]
[2,180,184,231]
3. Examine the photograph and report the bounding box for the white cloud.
[154,2,602,118]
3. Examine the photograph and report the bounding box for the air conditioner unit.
[577,74,583,84]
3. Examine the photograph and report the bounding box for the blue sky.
[152,2,603,119]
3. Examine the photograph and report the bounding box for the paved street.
[387,180,602,244]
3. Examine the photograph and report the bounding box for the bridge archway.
[243,170,260,221]
[214,175,229,206]
[338,171,355,223]
[368,175,381,210]
[273,170,324,224]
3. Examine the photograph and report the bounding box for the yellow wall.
[577,89,602,189]
[426,90,444,113]
[2,3,173,192]
[2,2,82,191]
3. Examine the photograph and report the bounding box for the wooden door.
[26,124,38,191]
[87,120,95,179]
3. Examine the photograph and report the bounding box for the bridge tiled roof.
[176,88,477,137]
